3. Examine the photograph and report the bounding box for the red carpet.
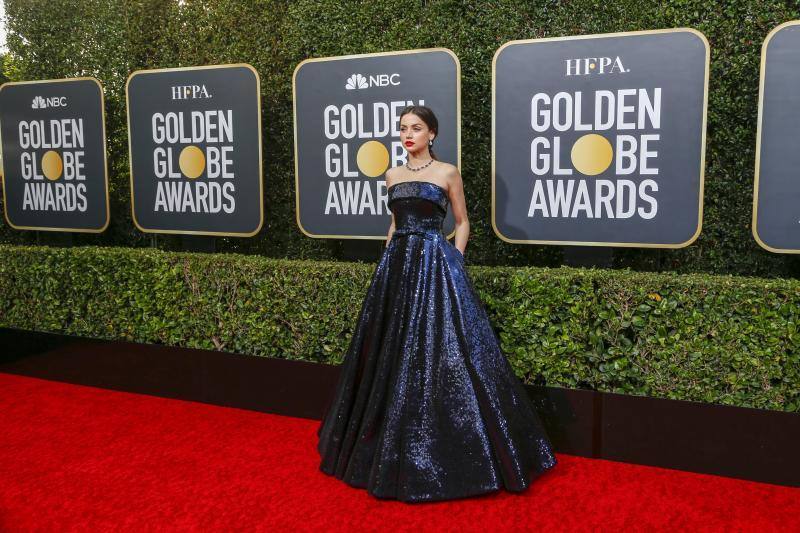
[0,372,797,531]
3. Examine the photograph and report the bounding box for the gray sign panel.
[0,78,109,232]
[294,48,460,239]
[127,64,263,236]
[753,21,800,253]
[493,29,709,247]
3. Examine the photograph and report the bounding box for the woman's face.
[399,113,435,156]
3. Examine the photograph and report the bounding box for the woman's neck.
[407,149,433,166]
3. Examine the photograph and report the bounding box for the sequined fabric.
[317,180,557,503]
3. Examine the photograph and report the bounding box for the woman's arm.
[385,169,396,247]
[446,166,469,256]
[385,213,396,247]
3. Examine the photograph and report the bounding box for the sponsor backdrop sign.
[127,64,263,236]
[493,29,709,247]
[753,21,800,253]
[0,77,109,232]
[293,48,460,239]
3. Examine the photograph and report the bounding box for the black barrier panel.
[294,48,459,239]
[493,29,709,248]
[753,21,800,253]
[127,64,263,236]
[0,78,110,232]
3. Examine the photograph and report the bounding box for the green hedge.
[1,244,797,412]
[3,0,800,277]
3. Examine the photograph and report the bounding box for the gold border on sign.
[752,20,800,254]
[292,47,461,241]
[491,28,710,248]
[0,77,111,233]
[125,63,264,237]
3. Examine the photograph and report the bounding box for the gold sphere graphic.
[571,134,613,176]
[41,151,63,181]
[356,141,390,178]
[179,146,205,179]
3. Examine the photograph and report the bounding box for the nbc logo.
[31,95,68,109]
[345,74,369,90]
[345,73,400,90]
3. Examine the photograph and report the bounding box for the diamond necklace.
[405,158,434,172]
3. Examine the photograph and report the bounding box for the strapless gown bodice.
[387,180,449,238]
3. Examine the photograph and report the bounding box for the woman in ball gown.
[317,105,557,503]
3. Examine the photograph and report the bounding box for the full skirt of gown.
[316,180,556,503]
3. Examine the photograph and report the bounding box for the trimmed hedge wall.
[1,244,797,413]
[3,0,800,277]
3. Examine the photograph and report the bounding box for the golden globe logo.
[323,98,421,215]
[150,110,237,213]
[565,57,629,76]
[17,118,88,211]
[528,88,661,219]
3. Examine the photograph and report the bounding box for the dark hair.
[399,105,439,160]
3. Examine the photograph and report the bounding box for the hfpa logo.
[171,85,212,100]
[345,73,401,90]
[31,95,68,109]
[565,57,629,76]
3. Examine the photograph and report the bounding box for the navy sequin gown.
[317,180,556,503]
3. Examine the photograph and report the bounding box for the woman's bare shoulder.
[434,161,459,176]
[385,166,401,186]
[433,162,461,190]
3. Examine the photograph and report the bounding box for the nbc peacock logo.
[31,95,67,109]
[345,72,401,90]
[345,74,368,90]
